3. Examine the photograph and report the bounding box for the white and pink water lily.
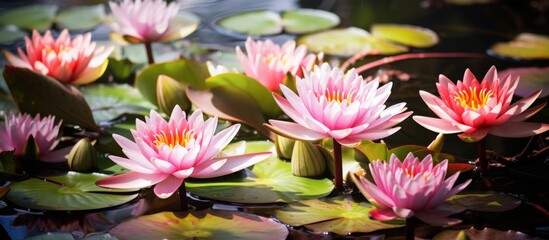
[236,37,320,92]
[266,63,412,147]
[3,29,113,85]
[413,66,549,142]
[356,153,471,226]
[96,105,271,199]
[0,113,68,163]
[109,0,197,43]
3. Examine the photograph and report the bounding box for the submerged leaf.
[109,210,289,240]
[0,5,58,31]
[282,9,340,34]
[55,4,106,31]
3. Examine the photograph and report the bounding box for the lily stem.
[144,42,155,65]
[333,139,343,193]
[478,138,488,176]
[405,217,416,240]
[179,181,188,211]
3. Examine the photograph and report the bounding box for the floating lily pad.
[445,191,521,212]
[55,4,106,31]
[274,196,404,235]
[297,27,408,57]
[216,10,282,36]
[433,227,543,240]
[490,33,549,60]
[81,84,157,124]
[186,141,334,204]
[6,171,138,211]
[109,210,289,240]
[282,9,340,34]
[371,24,439,48]
[0,26,26,44]
[0,5,58,32]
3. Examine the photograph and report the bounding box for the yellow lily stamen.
[153,128,194,148]
[454,86,494,110]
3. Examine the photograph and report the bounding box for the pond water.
[0,0,548,239]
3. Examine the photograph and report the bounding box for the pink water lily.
[356,153,471,226]
[266,63,411,147]
[413,66,549,142]
[96,105,271,199]
[109,0,197,43]
[236,37,320,92]
[0,113,68,163]
[3,29,113,85]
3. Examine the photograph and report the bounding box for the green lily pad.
[0,5,58,32]
[282,9,340,34]
[445,191,521,212]
[109,210,288,240]
[490,33,549,60]
[371,24,439,48]
[0,26,26,44]
[6,171,138,211]
[205,73,282,118]
[55,4,106,31]
[274,196,404,235]
[217,10,282,36]
[3,66,101,133]
[297,27,408,57]
[81,84,157,124]
[186,141,334,204]
[135,59,208,106]
[433,227,542,240]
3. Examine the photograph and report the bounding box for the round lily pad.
[109,210,289,240]
[216,10,282,37]
[6,172,138,211]
[371,24,439,48]
[297,27,407,57]
[274,195,404,235]
[81,84,157,124]
[489,33,549,60]
[445,191,521,212]
[56,4,106,31]
[186,141,334,204]
[282,9,340,34]
[0,4,58,32]
[433,227,543,240]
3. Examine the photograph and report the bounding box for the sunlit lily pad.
[274,196,404,235]
[217,10,282,36]
[186,141,334,204]
[445,191,521,212]
[297,27,408,57]
[55,4,106,31]
[0,5,58,32]
[282,9,340,34]
[0,26,26,44]
[371,24,439,48]
[109,210,289,240]
[6,171,138,211]
[490,33,549,60]
[81,84,157,124]
[433,227,543,240]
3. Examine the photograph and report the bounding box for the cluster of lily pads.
[0,0,548,239]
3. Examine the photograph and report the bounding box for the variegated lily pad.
[445,191,521,212]
[274,195,404,235]
[109,210,289,240]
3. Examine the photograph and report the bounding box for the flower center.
[265,53,290,67]
[325,89,355,104]
[153,129,194,149]
[454,87,493,110]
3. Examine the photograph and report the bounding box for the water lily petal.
[153,175,184,199]
[266,120,327,141]
[490,122,549,138]
[96,172,168,189]
[192,152,271,178]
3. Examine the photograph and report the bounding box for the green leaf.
[387,145,424,160]
[0,151,15,174]
[55,4,106,31]
[371,24,439,48]
[3,67,100,132]
[297,27,407,57]
[490,33,549,60]
[6,172,138,211]
[0,5,58,32]
[274,196,404,235]
[81,84,156,124]
[282,9,340,34]
[186,141,334,204]
[354,141,389,162]
[0,26,26,44]
[109,210,289,240]
[217,10,282,36]
[445,191,521,212]
[205,73,282,118]
[135,59,208,106]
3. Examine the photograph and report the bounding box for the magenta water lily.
[356,153,471,226]
[96,105,271,199]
